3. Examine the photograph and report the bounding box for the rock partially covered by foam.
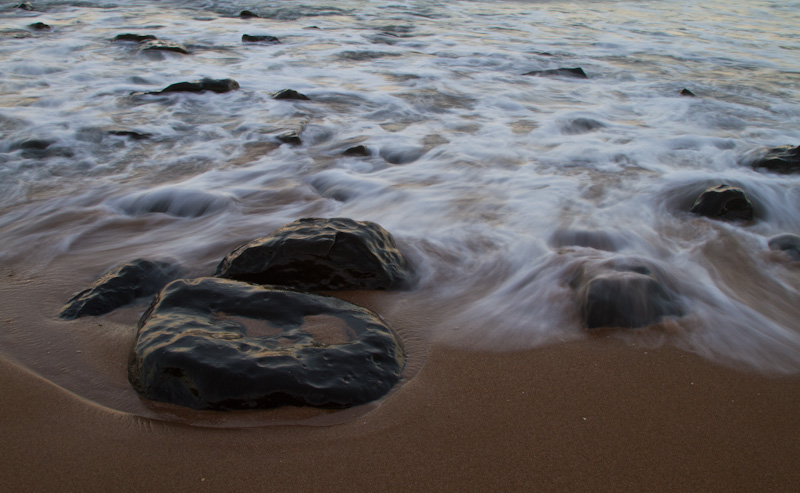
[768,234,800,261]
[128,278,406,410]
[572,257,683,330]
[215,217,414,291]
[59,259,182,320]
[523,67,588,79]
[690,184,753,222]
[750,145,800,174]
[140,40,189,54]
[150,78,239,95]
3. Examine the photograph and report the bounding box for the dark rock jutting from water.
[128,277,406,410]
[148,78,240,95]
[749,145,800,174]
[523,67,588,79]
[242,34,280,44]
[272,89,310,101]
[572,257,684,330]
[343,145,370,157]
[28,22,49,30]
[277,131,302,145]
[680,88,696,97]
[689,184,754,222]
[239,10,259,18]
[15,2,35,10]
[113,33,157,43]
[768,234,800,261]
[215,217,415,291]
[140,40,189,54]
[59,259,182,320]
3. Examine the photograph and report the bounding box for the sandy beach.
[3,337,799,491]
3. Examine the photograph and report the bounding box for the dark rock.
[28,22,49,30]
[15,2,35,10]
[59,259,182,320]
[113,33,157,43]
[277,131,302,146]
[151,78,239,95]
[689,184,753,221]
[572,257,683,330]
[272,88,310,101]
[768,234,800,261]
[680,88,696,97]
[239,10,259,18]
[242,34,280,44]
[215,217,414,291]
[343,145,370,157]
[750,145,800,174]
[523,67,588,79]
[128,277,406,410]
[108,130,151,140]
[11,138,52,151]
[550,229,625,252]
[140,40,189,54]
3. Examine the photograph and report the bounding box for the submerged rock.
[15,2,35,10]
[749,145,800,174]
[689,184,753,222]
[215,217,414,291]
[113,33,157,43]
[28,22,50,31]
[150,78,239,95]
[768,234,800,261]
[128,277,406,410]
[550,229,625,252]
[272,88,310,101]
[572,257,683,330]
[523,67,588,79]
[140,40,189,54]
[242,34,280,44]
[59,259,182,320]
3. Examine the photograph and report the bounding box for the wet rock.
[550,229,625,252]
[59,259,182,320]
[113,33,157,43]
[242,34,280,44]
[523,67,588,79]
[239,10,259,18]
[572,257,683,330]
[108,129,151,140]
[15,2,35,10]
[128,277,406,410]
[680,88,696,97]
[216,217,414,291]
[272,88,310,101]
[11,138,52,151]
[343,145,370,157]
[28,22,49,30]
[750,145,800,174]
[689,184,753,222]
[150,78,239,95]
[277,131,302,146]
[561,117,605,135]
[140,40,189,54]
[768,234,800,261]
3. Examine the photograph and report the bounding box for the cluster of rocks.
[61,218,413,411]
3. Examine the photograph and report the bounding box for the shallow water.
[1,0,799,422]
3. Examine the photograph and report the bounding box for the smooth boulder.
[215,217,414,291]
[242,34,279,44]
[140,40,189,54]
[59,259,182,319]
[113,33,157,42]
[689,184,753,221]
[572,257,683,330]
[272,89,310,101]
[128,277,406,410]
[750,145,800,174]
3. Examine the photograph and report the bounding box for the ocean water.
[1,0,799,419]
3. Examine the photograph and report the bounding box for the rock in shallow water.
[215,217,415,291]
[128,277,406,410]
[689,184,753,222]
[59,259,182,320]
[768,234,800,261]
[150,78,239,95]
[749,145,800,174]
[523,67,588,79]
[242,34,279,44]
[572,258,683,330]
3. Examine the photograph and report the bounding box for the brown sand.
[2,338,799,492]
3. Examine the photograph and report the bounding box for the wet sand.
[2,338,799,491]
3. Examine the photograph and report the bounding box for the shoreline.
[3,339,799,491]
